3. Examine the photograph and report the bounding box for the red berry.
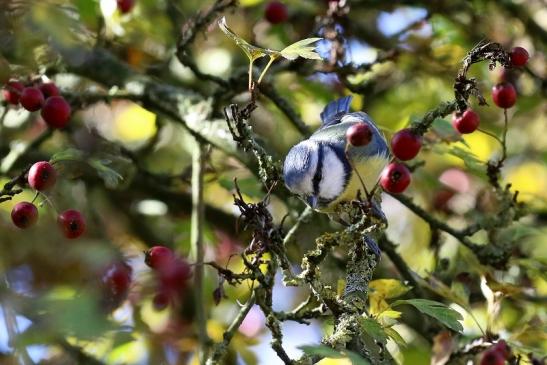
[116,0,135,14]
[390,128,422,161]
[38,83,60,99]
[452,109,480,134]
[102,262,132,297]
[28,161,57,191]
[158,257,192,292]
[11,202,38,229]
[481,349,505,365]
[380,162,411,194]
[492,83,517,109]
[510,47,529,67]
[145,245,174,269]
[41,96,71,128]
[432,188,455,213]
[58,209,86,239]
[346,123,372,146]
[493,340,510,359]
[265,1,288,24]
[19,87,44,112]
[152,291,170,311]
[3,81,24,105]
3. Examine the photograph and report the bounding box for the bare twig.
[191,142,210,364]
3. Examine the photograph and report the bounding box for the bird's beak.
[306,195,319,209]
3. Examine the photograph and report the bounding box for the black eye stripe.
[312,144,323,195]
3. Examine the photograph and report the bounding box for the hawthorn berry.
[346,123,372,146]
[452,109,480,134]
[102,262,132,296]
[28,161,57,191]
[117,0,135,14]
[390,128,422,161]
[509,46,529,67]
[432,189,455,213]
[492,83,517,109]
[380,162,411,194]
[58,209,86,239]
[19,87,44,112]
[158,257,192,293]
[3,81,24,105]
[41,96,71,128]
[100,261,132,311]
[480,348,505,365]
[265,1,288,24]
[11,202,38,229]
[492,340,510,359]
[145,245,174,269]
[38,83,60,99]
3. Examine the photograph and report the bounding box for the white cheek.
[319,151,345,200]
[287,140,318,195]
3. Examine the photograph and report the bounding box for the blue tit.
[283,96,390,212]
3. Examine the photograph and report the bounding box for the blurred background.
[0,0,545,364]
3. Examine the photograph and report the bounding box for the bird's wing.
[320,96,353,128]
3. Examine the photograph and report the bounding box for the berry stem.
[344,145,370,200]
[501,108,509,163]
[31,191,39,204]
[477,127,503,145]
[38,191,59,215]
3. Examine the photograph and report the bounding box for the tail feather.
[320,96,353,127]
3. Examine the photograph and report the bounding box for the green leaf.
[346,350,372,365]
[50,148,85,163]
[430,118,465,144]
[435,145,484,175]
[280,38,323,60]
[88,158,124,189]
[218,17,278,61]
[384,327,407,348]
[392,299,463,332]
[359,318,388,345]
[299,344,344,358]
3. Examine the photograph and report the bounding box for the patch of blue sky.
[377,7,428,37]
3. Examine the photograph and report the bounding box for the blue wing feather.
[320,96,353,128]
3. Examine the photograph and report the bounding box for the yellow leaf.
[317,358,352,365]
[207,320,225,342]
[115,103,157,143]
[369,279,410,315]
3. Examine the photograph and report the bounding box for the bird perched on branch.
[283,96,389,212]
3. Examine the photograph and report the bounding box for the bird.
[283,95,390,213]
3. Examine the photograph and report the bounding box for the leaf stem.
[257,55,278,85]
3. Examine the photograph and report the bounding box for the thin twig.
[206,291,257,364]
[191,142,210,364]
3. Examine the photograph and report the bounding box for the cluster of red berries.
[144,246,192,311]
[100,261,133,311]
[344,122,414,194]
[344,46,530,196]
[491,47,527,109]
[2,80,71,129]
[451,47,528,136]
[480,340,511,365]
[10,161,86,239]
[117,0,135,14]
